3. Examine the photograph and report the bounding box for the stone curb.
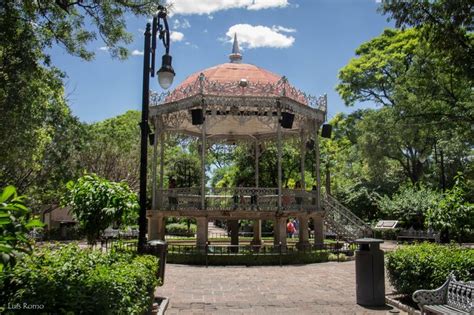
[385,294,420,315]
[150,297,169,315]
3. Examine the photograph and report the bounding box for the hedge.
[0,244,159,314]
[386,242,474,295]
[167,250,330,265]
[166,223,196,237]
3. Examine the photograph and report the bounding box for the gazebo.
[146,35,333,249]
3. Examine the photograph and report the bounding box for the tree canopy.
[63,174,139,244]
[380,0,473,79]
[337,27,472,186]
[3,1,162,60]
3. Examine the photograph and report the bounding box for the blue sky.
[50,0,393,123]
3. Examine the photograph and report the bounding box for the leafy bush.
[166,223,196,236]
[426,174,474,242]
[0,186,43,270]
[44,226,84,241]
[167,250,329,265]
[328,253,348,261]
[373,228,400,240]
[63,174,139,244]
[376,184,442,229]
[0,244,159,314]
[386,243,474,295]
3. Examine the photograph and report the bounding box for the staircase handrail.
[322,194,373,239]
[324,194,371,229]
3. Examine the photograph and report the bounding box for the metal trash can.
[355,238,385,306]
[147,240,168,285]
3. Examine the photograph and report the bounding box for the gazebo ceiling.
[150,35,327,139]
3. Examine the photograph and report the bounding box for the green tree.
[167,150,201,188]
[375,184,442,229]
[0,3,86,211]
[78,110,141,189]
[380,0,473,80]
[64,174,139,244]
[0,186,43,271]
[426,174,474,242]
[1,0,164,209]
[337,28,472,186]
[320,112,401,220]
[4,1,163,60]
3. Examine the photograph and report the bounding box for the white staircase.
[322,194,372,242]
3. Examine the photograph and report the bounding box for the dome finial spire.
[229,33,242,63]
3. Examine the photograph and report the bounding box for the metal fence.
[101,238,356,266]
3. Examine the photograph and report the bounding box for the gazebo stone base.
[296,240,311,250]
[147,209,324,220]
[146,209,326,251]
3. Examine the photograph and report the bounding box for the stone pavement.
[208,222,227,238]
[156,261,403,314]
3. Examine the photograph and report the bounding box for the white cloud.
[170,31,184,42]
[247,0,288,10]
[167,0,288,15]
[131,49,144,56]
[272,25,296,33]
[99,46,109,51]
[185,41,199,49]
[173,18,191,29]
[226,24,295,49]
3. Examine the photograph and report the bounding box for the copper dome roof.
[161,34,310,106]
[176,62,281,89]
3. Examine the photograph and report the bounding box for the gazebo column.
[297,131,310,250]
[200,116,206,210]
[298,129,305,212]
[251,139,262,246]
[157,131,166,240]
[229,220,239,252]
[147,212,165,241]
[277,107,282,211]
[251,220,262,246]
[297,215,310,250]
[313,212,324,248]
[158,132,165,208]
[314,123,321,211]
[314,124,324,247]
[274,106,283,246]
[148,129,162,240]
[151,129,159,210]
[196,216,208,249]
[300,130,306,189]
[273,216,287,249]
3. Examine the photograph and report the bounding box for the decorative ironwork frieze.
[149,75,327,113]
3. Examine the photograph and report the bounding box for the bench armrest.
[413,288,446,306]
[412,275,454,312]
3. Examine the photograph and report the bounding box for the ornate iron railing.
[156,187,320,212]
[149,79,328,113]
[322,194,372,241]
[158,187,201,210]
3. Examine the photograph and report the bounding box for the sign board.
[374,220,398,229]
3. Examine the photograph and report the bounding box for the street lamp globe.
[157,54,175,89]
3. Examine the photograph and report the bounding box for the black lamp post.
[138,5,175,253]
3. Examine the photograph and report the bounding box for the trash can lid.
[354,238,384,244]
[148,240,167,245]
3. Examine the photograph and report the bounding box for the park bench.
[397,227,440,243]
[413,274,474,314]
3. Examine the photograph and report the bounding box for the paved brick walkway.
[156,261,402,314]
